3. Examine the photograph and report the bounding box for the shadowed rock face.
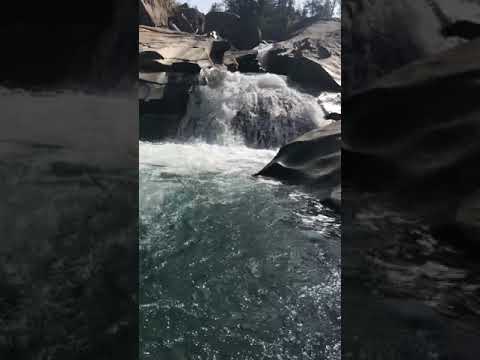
[138,27,231,140]
[224,49,263,73]
[255,121,340,203]
[262,19,341,92]
[342,0,480,96]
[343,39,480,205]
[441,20,480,40]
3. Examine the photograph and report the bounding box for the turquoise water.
[140,142,340,359]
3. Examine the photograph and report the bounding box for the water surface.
[140,142,341,359]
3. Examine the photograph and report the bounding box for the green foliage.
[223,0,263,18]
[303,0,338,18]
[222,0,339,41]
[209,2,225,12]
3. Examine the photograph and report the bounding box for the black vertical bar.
[0,1,139,359]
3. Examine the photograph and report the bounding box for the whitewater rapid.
[178,68,334,148]
[140,68,341,359]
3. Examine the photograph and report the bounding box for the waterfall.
[177,67,333,148]
[141,67,340,360]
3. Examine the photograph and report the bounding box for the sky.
[185,0,217,13]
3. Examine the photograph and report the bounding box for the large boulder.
[343,38,480,202]
[225,49,262,73]
[138,26,230,140]
[168,3,205,33]
[255,121,341,202]
[342,0,475,96]
[139,26,229,70]
[262,19,341,92]
[205,11,261,50]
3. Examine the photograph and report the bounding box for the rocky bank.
[343,37,480,222]
[138,14,341,141]
[255,121,341,207]
[261,18,341,92]
[138,26,230,139]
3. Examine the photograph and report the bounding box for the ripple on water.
[140,142,341,360]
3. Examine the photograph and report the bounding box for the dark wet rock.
[255,121,340,194]
[139,72,196,140]
[222,53,239,72]
[262,20,340,91]
[210,40,231,64]
[342,0,473,96]
[343,39,480,199]
[168,3,205,34]
[441,20,480,40]
[325,112,341,121]
[205,11,261,50]
[139,27,231,140]
[139,50,164,62]
[226,49,262,73]
[231,109,317,149]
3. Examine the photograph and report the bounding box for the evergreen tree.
[222,0,339,41]
[209,2,225,12]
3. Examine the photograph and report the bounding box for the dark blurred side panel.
[0,1,138,359]
[342,0,480,359]
[0,2,137,90]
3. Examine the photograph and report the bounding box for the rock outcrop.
[225,49,263,73]
[343,38,480,200]
[255,121,341,202]
[205,11,262,50]
[168,3,205,34]
[342,0,480,95]
[261,19,341,92]
[139,26,230,140]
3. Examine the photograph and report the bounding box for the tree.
[222,0,340,41]
[303,0,338,18]
[223,0,264,18]
[210,2,225,12]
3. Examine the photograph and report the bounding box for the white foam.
[178,68,331,147]
[140,141,276,176]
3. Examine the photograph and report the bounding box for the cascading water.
[140,67,340,359]
[178,68,333,148]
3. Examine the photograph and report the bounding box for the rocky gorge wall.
[342,0,480,96]
[138,12,342,206]
[138,18,341,139]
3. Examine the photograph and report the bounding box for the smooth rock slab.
[255,121,340,201]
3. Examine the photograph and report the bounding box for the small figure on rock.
[207,31,219,40]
